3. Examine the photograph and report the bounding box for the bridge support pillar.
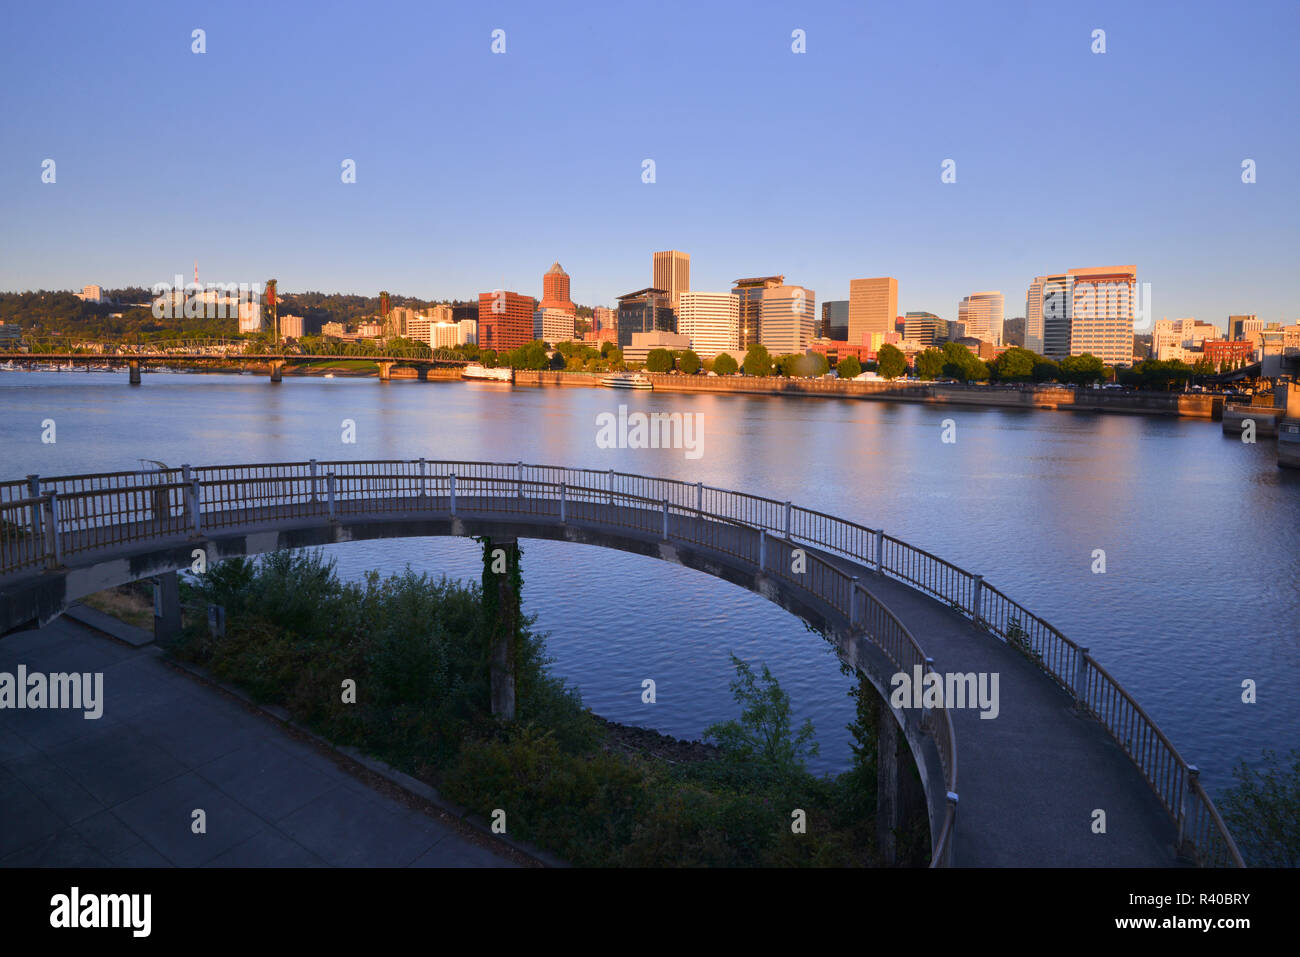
[378,361,393,382]
[481,536,521,721]
[128,360,141,385]
[877,696,903,864]
[153,571,182,645]
[270,360,283,384]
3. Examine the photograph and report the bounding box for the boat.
[462,363,514,383]
[599,372,653,390]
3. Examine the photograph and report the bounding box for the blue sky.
[1,0,1296,329]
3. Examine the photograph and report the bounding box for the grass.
[82,584,155,631]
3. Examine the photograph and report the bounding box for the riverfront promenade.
[0,616,516,867]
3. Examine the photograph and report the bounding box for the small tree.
[743,343,774,376]
[876,343,907,379]
[1220,748,1300,867]
[837,355,862,379]
[915,347,945,380]
[645,348,674,373]
[713,352,739,375]
[678,349,702,374]
[705,654,818,779]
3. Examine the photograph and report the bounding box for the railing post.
[418,458,427,501]
[695,481,703,514]
[608,468,615,505]
[758,528,767,570]
[326,472,336,521]
[922,656,935,731]
[970,574,984,622]
[517,461,524,498]
[310,458,319,502]
[784,501,792,538]
[661,499,669,540]
[43,493,62,569]
[560,482,567,522]
[1179,765,1198,851]
[850,576,860,628]
[944,792,959,866]
[874,527,885,573]
[189,479,202,535]
[450,473,457,516]
[1073,646,1090,708]
[26,475,42,540]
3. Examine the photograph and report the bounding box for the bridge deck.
[1,492,1184,866]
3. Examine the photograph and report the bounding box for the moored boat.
[462,363,514,383]
[599,372,652,390]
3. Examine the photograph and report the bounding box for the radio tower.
[194,259,198,288]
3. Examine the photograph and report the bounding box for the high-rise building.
[540,262,576,315]
[534,307,576,344]
[820,300,849,340]
[759,285,816,356]
[1228,315,1255,340]
[79,284,103,303]
[387,306,416,339]
[957,291,1004,345]
[1038,273,1074,359]
[591,306,616,336]
[615,288,676,349]
[903,312,947,347]
[848,277,898,347]
[1067,266,1136,366]
[478,290,537,352]
[279,315,305,339]
[731,276,783,349]
[1024,277,1048,353]
[677,292,740,358]
[652,251,690,311]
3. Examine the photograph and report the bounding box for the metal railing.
[0,460,1243,867]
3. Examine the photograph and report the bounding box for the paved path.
[0,617,515,867]
[856,572,1180,867]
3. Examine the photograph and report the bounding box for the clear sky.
[1,0,1296,330]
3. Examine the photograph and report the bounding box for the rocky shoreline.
[592,714,721,764]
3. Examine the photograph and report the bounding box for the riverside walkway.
[0,461,1244,867]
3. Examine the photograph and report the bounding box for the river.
[2,369,1296,787]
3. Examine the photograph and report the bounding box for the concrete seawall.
[509,371,1223,419]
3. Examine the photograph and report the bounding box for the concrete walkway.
[0,617,516,867]
[859,571,1180,867]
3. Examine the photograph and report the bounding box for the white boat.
[462,363,514,383]
[600,372,653,390]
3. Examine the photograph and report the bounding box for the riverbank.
[509,369,1225,419]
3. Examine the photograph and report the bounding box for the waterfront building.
[652,251,690,311]
[592,306,616,336]
[1067,266,1136,366]
[677,291,740,358]
[534,307,577,344]
[623,330,691,365]
[279,314,305,339]
[958,291,1004,346]
[540,262,577,316]
[731,276,783,349]
[237,300,262,333]
[758,284,816,355]
[848,277,898,347]
[903,312,947,348]
[820,300,849,341]
[478,290,537,352]
[616,288,676,349]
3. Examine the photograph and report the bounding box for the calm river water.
[2,370,1297,787]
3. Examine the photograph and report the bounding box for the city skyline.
[1,1,1296,326]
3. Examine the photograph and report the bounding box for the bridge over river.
[0,461,1244,867]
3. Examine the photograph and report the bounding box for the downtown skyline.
[2,0,1297,326]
